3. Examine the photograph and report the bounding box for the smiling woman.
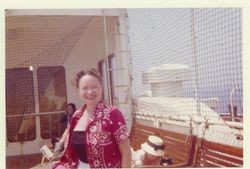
[52,68,132,169]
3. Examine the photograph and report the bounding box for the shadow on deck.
[6,154,42,169]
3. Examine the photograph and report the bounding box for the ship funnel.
[142,64,191,97]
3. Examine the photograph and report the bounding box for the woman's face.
[78,74,102,108]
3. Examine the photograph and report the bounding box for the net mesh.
[128,8,242,115]
[5,14,93,142]
[5,9,243,147]
[6,15,93,69]
[127,8,242,147]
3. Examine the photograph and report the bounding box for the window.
[108,54,118,105]
[6,68,36,142]
[37,66,67,139]
[98,60,109,104]
[98,53,117,105]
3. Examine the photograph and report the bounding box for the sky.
[127,8,242,114]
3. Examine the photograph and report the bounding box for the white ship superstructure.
[135,64,242,147]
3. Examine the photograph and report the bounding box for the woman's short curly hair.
[74,68,102,88]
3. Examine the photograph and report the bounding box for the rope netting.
[6,14,93,142]
[5,9,243,148]
[6,15,92,68]
[127,8,242,147]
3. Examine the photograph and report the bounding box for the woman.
[132,135,167,167]
[53,68,132,169]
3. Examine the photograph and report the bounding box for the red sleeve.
[110,108,129,144]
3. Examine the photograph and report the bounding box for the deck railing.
[130,121,243,168]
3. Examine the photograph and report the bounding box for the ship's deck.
[6,121,243,169]
[6,154,42,169]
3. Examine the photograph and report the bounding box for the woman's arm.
[60,128,68,142]
[119,138,132,168]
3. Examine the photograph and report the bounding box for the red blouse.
[53,101,129,169]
